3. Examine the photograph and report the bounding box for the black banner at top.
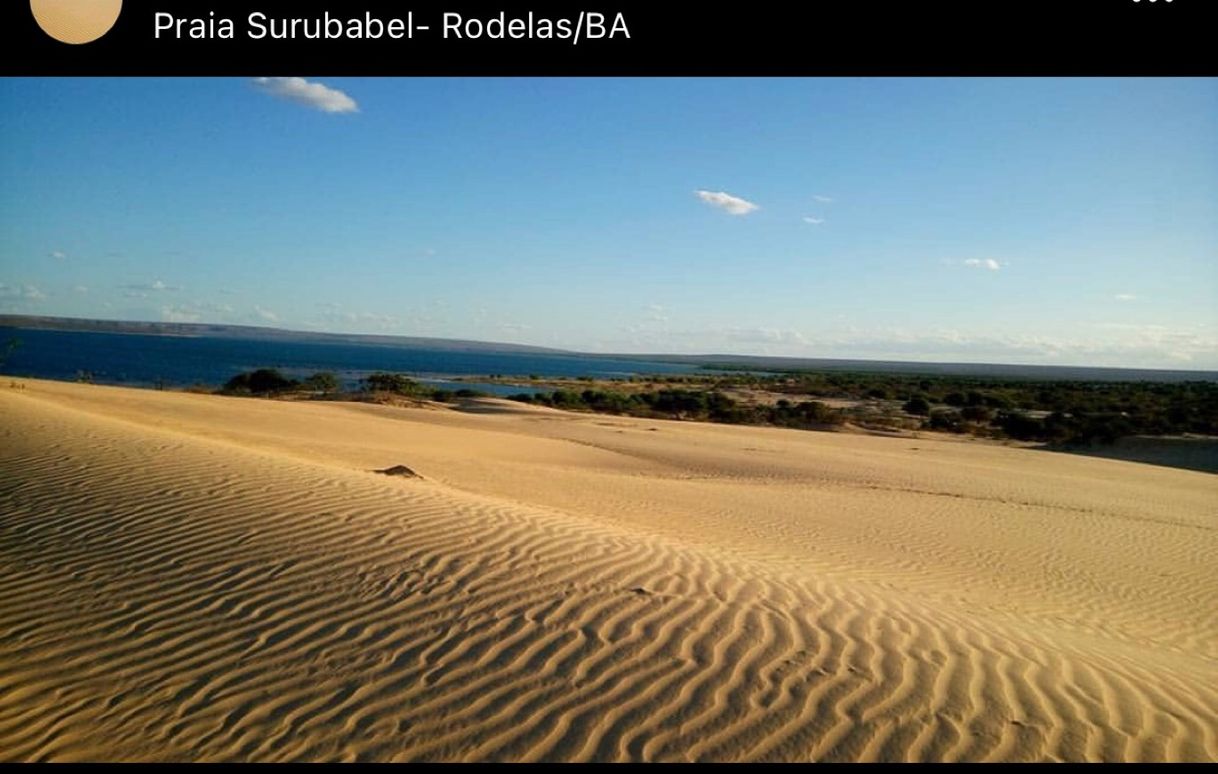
[3,0,1216,76]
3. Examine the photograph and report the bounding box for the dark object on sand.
[375,464,420,478]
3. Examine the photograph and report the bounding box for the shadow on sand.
[1041,435,1218,475]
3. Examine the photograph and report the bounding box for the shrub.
[999,411,1044,441]
[303,371,340,393]
[903,396,931,415]
[362,372,421,395]
[928,409,964,433]
[960,405,993,423]
[225,368,297,395]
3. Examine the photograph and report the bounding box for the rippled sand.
[1,378,1215,761]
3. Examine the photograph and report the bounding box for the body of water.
[0,328,701,395]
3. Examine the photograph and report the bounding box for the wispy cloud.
[598,324,1217,369]
[813,195,834,204]
[1114,293,1137,302]
[73,285,88,294]
[156,301,234,323]
[253,77,359,114]
[160,305,201,324]
[644,303,669,323]
[802,216,825,225]
[695,190,759,216]
[122,279,181,298]
[0,283,46,300]
[253,306,279,323]
[49,250,67,260]
[963,258,1002,271]
[123,279,181,292]
[313,303,402,331]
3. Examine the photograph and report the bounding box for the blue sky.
[1,77,1215,368]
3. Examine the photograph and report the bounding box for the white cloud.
[73,285,88,294]
[49,250,67,260]
[813,195,834,204]
[963,258,1002,271]
[0,283,46,300]
[695,190,759,216]
[253,77,359,114]
[594,323,1217,369]
[123,279,181,292]
[161,305,202,324]
[254,306,279,323]
[313,303,402,331]
[644,303,669,323]
[1114,293,1137,302]
[343,311,400,328]
[722,327,811,346]
[802,216,825,225]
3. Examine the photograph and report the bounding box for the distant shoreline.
[2,314,1216,382]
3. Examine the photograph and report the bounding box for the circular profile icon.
[30,0,122,44]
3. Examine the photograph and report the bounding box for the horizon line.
[2,313,1217,378]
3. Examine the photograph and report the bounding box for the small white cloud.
[1114,293,1137,302]
[161,305,201,324]
[963,258,1002,271]
[73,285,88,294]
[0,283,46,301]
[253,77,359,114]
[49,250,67,260]
[122,279,181,292]
[644,303,669,323]
[802,216,825,225]
[254,306,279,323]
[813,195,834,204]
[695,190,759,216]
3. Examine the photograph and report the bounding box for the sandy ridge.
[1,381,1215,761]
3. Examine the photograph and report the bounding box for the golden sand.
[1,378,1214,761]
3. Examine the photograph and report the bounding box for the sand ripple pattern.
[1,391,1215,761]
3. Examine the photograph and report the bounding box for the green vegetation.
[509,388,847,430]
[303,371,340,394]
[504,369,1217,446]
[361,372,422,395]
[216,366,1216,447]
[220,369,490,404]
[224,368,298,395]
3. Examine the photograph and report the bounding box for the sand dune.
[1,379,1215,761]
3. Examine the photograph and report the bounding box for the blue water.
[0,328,701,395]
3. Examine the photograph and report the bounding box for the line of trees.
[217,366,1217,447]
[509,388,847,430]
[221,369,486,403]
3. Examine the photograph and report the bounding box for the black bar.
[4,0,1216,76]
